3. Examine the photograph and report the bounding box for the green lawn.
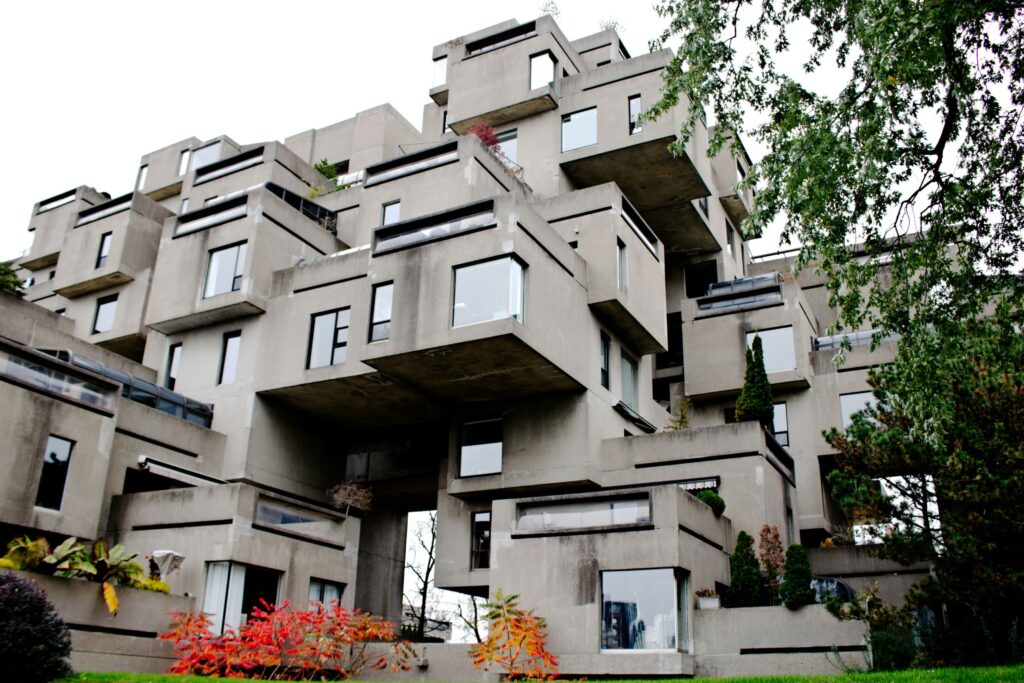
[57,664,1024,682]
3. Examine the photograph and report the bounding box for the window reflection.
[601,569,683,651]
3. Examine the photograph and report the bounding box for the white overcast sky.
[0,0,783,262]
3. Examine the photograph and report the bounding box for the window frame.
[772,401,789,446]
[451,256,525,329]
[92,294,118,334]
[368,282,394,343]
[599,567,688,653]
[218,330,241,385]
[204,242,247,299]
[621,352,639,410]
[600,332,611,389]
[561,107,598,152]
[381,200,401,226]
[628,94,642,135]
[307,307,351,369]
[470,511,491,570]
[165,342,182,391]
[529,51,557,91]
[745,326,796,374]
[34,434,74,511]
[96,232,112,269]
[458,418,503,478]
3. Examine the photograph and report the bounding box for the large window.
[164,343,182,390]
[600,332,611,389]
[218,331,241,385]
[601,569,686,651]
[452,257,524,327]
[470,511,491,569]
[529,52,556,90]
[746,327,796,373]
[562,108,597,152]
[204,243,246,298]
[518,497,650,532]
[621,353,638,410]
[382,201,401,226]
[308,308,350,369]
[628,95,642,135]
[369,283,393,342]
[203,562,281,634]
[35,435,74,510]
[840,391,877,428]
[773,402,789,446]
[96,232,112,269]
[92,294,117,334]
[308,578,345,607]
[459,418,502,477]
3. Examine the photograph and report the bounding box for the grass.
[56,664,1024,683]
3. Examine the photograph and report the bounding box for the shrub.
[759,524,785,604]
[696,489,726,517]
[725,530,763,607]
[314,158,338,180]
[779,543,816,609]
[130,577,170,593]
[468,122,500,147]
[735,334,774,427]
[162,599,412,680]
[0,573,72,682]
[1,536,51,571]
[470,588,559,680]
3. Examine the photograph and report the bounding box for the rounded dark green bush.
[0,572,73,682]
[696,489,726,517]
[779,543,816,609]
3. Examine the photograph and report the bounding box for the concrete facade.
[4,14,909,677]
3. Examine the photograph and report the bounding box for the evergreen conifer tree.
[779,544,816,609]
[0,261,24,298]
[725,530,762,607]
[735,335,773,428]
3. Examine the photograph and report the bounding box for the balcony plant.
[735,334,774,428]
[724,530,763,607]
[779,544,816,609]
[695,587,720,609]
[696,489,726,517]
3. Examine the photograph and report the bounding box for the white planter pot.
[698,595,721,609]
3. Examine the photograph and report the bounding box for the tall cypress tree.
[725,530,763,607]
[735,335,773,428]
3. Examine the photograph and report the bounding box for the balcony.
[52,193,171,298]
[21,186,109,270]
[360,194,587,401]
[443,17,580,134]
[146,185,341,335]
[558,52,715,253]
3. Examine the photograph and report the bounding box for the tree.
[0,261,25,298]
[454,594,487,644]
[403,511,448,642]
[470,589,558,680]
[779,544,816,609]
[734,335,773,427]
[826,320,1024,664]
[758,524,785,605]
[725,530,762,607]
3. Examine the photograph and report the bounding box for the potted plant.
[695,588,720,609]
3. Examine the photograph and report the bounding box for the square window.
[204,243,247,298]
[452,257,524,328]
[745,327,796,373]
[308,308,350,369]
[601,568,686,651]
[562,108,597,152]
[840,391,876,429]
[529,52,556,90]
[308,578,346,607]
[369,283,393,342]
[382,201,401,226]
[93,294,117,334]
[459,418,502,477]
[218,331,241,385]
[96,232,112,269]
[35,435,73,510]
[470,511,491,569]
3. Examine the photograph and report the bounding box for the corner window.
[621,353,638,410]
[382,201,401,226]
[369,282,393,342]
[496,129,518,165]
[840,391,877,429]
[218,330,241,385]
[308,578,345,607]
[628,95,642,135]
[470,511,491,569]
[35,435,74,510]
[600,332,611,389]
[165,343,182,390]
[529,52,556,91]
[136,165,148,191]
[204,243,247,298]
[96,232,112,269]
[745,327,796,373]
[453,257,524,328]
[562,107,597,152]
[308,308,350,369]
[93,294,117,334]
[601,568,686,651]
[616,238,628,291]
[178,149,191,176]
[459,418,502,477]
[772,402,789,446]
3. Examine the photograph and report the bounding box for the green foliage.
[128,577,170,593]
[0,260,25,298]
[825,585,920,671]
[2,536,51,571]
[696,489,726,517]
[313,158,338,180]
[0,572,73,682]
[735,335,773,427]
[666,396,691,430]
[779,544,815,609]
[725,530,763,607]
[43,537,92,578]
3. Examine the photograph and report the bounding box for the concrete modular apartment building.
[5,15,910,677]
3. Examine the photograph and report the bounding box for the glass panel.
[471,511,491,569]
[178,149,191,176]
[530,53,555,90]
[496,129,518,165]
[203,561,231,633]
[309,312,337,369]
[628,95,642,135]
[370,284,393,342]
[432,56,447,87]
[35,435,73,510]
[460,419,502,477]
[2,353,113,409]
[617,239,628,291]
[93,296,117,334]
[136,165,148,190]
[96,232,112,269]
[773,403,788,433]
[365,149,458,186]
[205,244,245,298]
[746,327,796,373]
[382,201,401,226]
[840,391,876,428]
[176,202,247,236]
[562,108,597,152]
[453,257,523,327]
[256,501,341,544]
[165,344,182,390]
[600,333,610,389]
[621,354,638,409]
[518,497,650,531]
[220,333,240,384]
[602,569,678,650]
[375,209,494,254]
[190,141,223,170]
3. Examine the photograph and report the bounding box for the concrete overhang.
[685,368,811,403]
[54,270,134,298]
[429,84,449,106]
[589,297,666,355]
[720,191,751,227]
[19,251,60,271]
[448,89,557,135]
[147,299,264,335]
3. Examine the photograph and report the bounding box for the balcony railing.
[1,347,113,411]
[193,147,264,186]
[373,200,496,255]
[814,329,900,351]
[464,22,537,57]
[75,193,132,228]
[364,142,459,187]
[36,189,77,214]
[264,182,337,234]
